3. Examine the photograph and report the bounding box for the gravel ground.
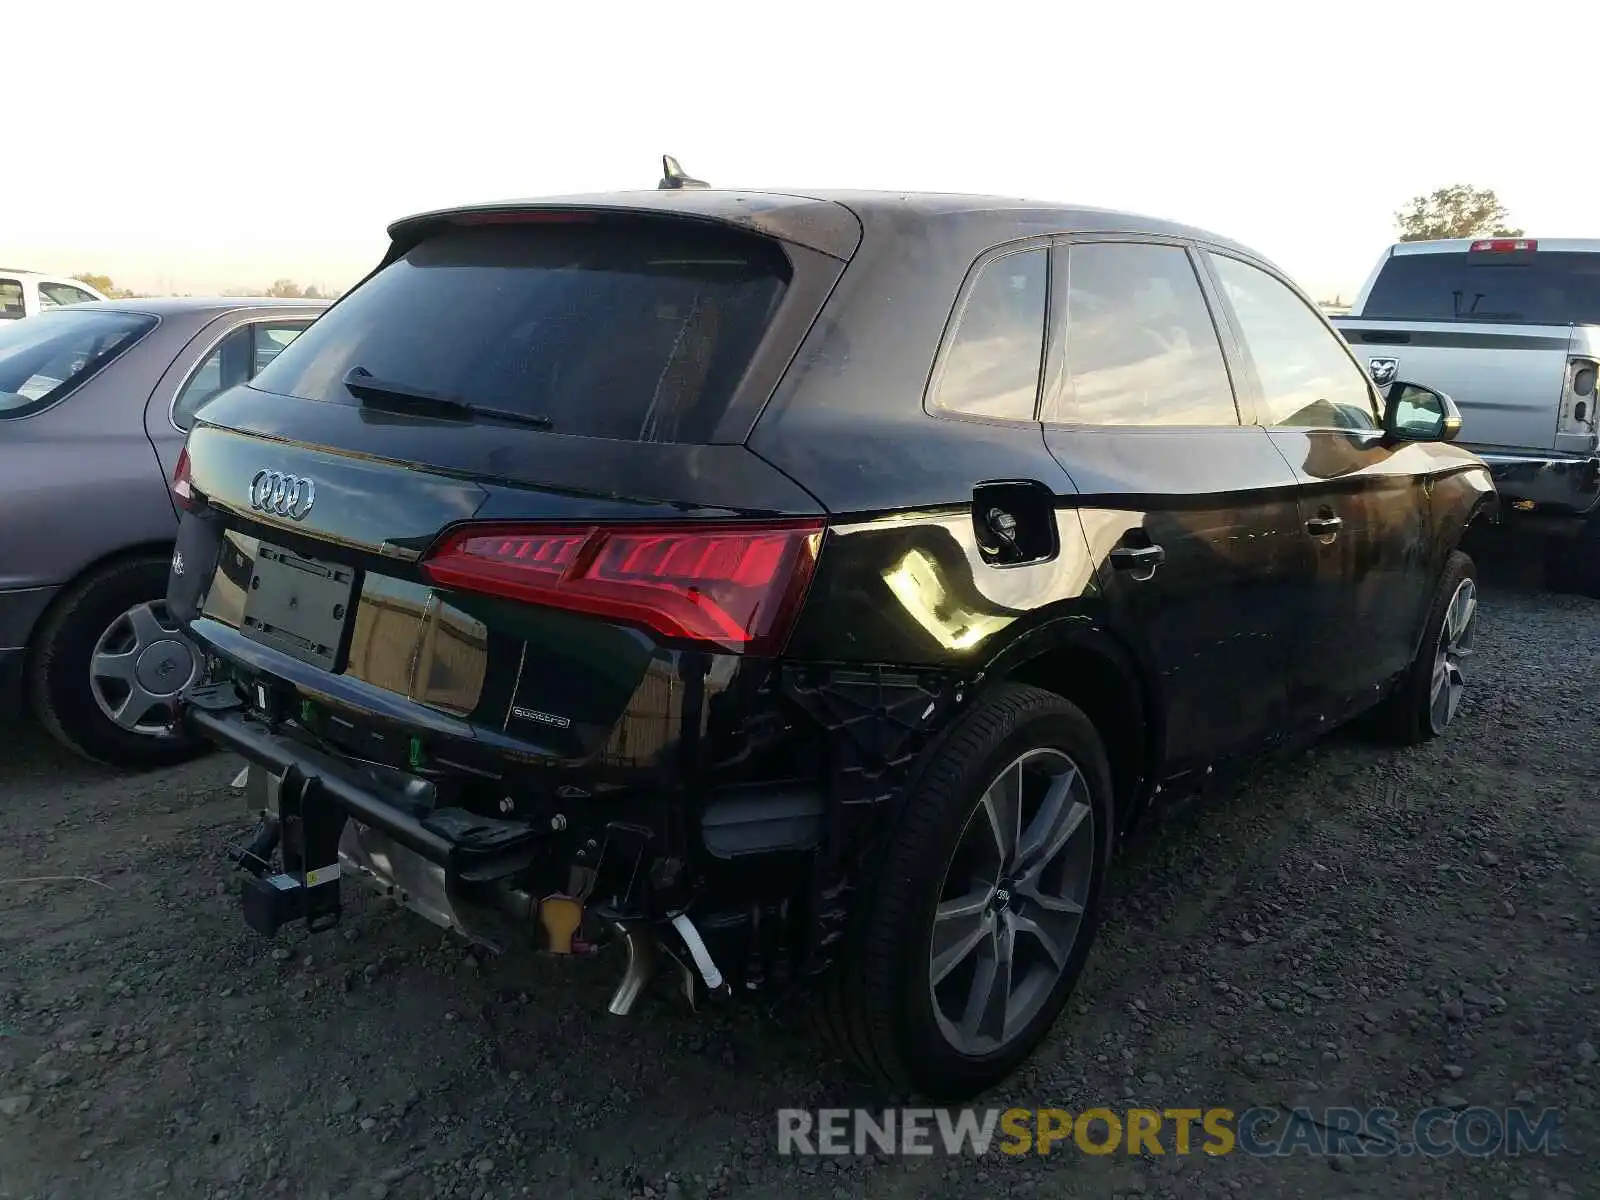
[2,533,1596,1200]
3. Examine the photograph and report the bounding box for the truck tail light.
[1572,360,1597,400]
[1558,357,1599,441]
[1468,238,1538,253]
[419,519,826,655]
[171,447,200,512]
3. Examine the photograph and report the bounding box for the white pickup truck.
[0,269,107,320]
[1332,237,1600,593]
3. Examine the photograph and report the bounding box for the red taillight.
[171,447,198,512]
[1469,238,1537,252]
[419,520,826,655]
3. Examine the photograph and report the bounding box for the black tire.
[28,556,209,769]
[1371,549,1477,746]
[816,683,1115,1101]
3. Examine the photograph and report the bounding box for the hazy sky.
[6,0,1596,301]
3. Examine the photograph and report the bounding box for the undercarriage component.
[338,819,504,949]
[228,814,279,876]
[608,923,659,1016]
[204,698,819,1018]
[700,786,824,859]
[240,871,313,937]
[539,895,583,953]
[670,911,730,995]
[603,912,730,1015]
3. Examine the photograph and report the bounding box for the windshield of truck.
[1361,251,1600,325]
[248,217,793,444]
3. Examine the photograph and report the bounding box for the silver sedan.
[0,296,328,766]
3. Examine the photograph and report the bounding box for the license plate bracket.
[239,543,356,672]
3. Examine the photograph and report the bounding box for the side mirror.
[1383,381,1462,444]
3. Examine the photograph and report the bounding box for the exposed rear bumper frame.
[182,685,546,885]
[187,698,457,867]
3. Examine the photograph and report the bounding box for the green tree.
[1396,185,1523,242]
[265,279,305,298]
[72,272,120,297]
[303,285,322,299]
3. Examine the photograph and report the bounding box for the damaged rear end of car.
[165,192,908,1011]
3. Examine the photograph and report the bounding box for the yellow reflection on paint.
[882,547,1015,652]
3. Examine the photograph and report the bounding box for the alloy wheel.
[1429,577,1477,735]
[87,601,200,737]
[929,746,1096,1056]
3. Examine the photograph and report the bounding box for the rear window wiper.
[343,366,553,431]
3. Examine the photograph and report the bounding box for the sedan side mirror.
[1383,381,1462,444]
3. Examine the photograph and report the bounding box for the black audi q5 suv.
[167,173,1495,1100]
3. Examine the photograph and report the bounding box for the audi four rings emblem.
[248,469,317,520]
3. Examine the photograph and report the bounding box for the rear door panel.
[1039,239,1306,776]
[1058,429,1306,772]
[1203,250,1435,723]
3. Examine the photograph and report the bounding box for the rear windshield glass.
[0,309,158,419]
[1362,251,1600,325]
[249,219,793,443]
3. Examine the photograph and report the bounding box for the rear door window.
[253,322,307,373]
[173,319,312,429]
[39,282,100,308]
[0,279,23,320]
[1362,250,1600,324]
[1044,241,1239,426]
[248,220,792,444]
[0,309,158,418]
[928,246,1049,422]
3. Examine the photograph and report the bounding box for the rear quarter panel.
[784,506,1098,667]
[749,208,1084,514]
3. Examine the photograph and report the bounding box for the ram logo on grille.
[248,469,317,520]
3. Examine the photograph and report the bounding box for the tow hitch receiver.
[233,764,347,936]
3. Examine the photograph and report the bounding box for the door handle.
[1109,544,1165,572]
[1305,515,1343,536]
